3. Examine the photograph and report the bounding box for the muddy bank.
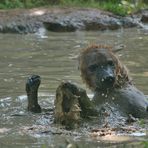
[0,7,147,34]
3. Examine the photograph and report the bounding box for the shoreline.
[0,7,147,34]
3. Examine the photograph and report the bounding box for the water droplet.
[101,93,104,96]
[8,63,13,67]
[112,97,115,100]
[101,78,104,82]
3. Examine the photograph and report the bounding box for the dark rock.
[84,18,121,30]
[43,21,76,32]
[141,12,148,23]
[0,22,41,34]
[120,17,138,28]
[0,8,145,34]
[41,9,139,32]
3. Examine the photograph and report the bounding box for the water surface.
[0,28,148,147]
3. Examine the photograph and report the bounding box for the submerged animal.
[25,44,148,128]
[79,45,148,119]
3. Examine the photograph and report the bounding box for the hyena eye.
[108,60,114,67]
[88,64,98,72]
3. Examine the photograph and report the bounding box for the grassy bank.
[0,0,147,16]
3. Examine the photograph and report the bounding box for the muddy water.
[0,28,148,147]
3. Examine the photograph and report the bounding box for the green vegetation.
[0,0,147,16]
[0,0,47,9]
[141,141,148,148]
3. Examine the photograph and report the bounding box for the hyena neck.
[94,80,132,95]
[114,74,133,89]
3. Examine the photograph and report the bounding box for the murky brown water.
[0,28,148,147]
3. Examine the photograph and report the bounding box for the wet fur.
[79,45,148,119]
[79,44,130,90]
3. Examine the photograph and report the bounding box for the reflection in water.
[0,28,148,147]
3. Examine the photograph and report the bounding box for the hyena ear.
[113,44,126,53]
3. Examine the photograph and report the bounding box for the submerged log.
[54,82,97,128]
[25,75,97,128]
[26,75,41,113]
